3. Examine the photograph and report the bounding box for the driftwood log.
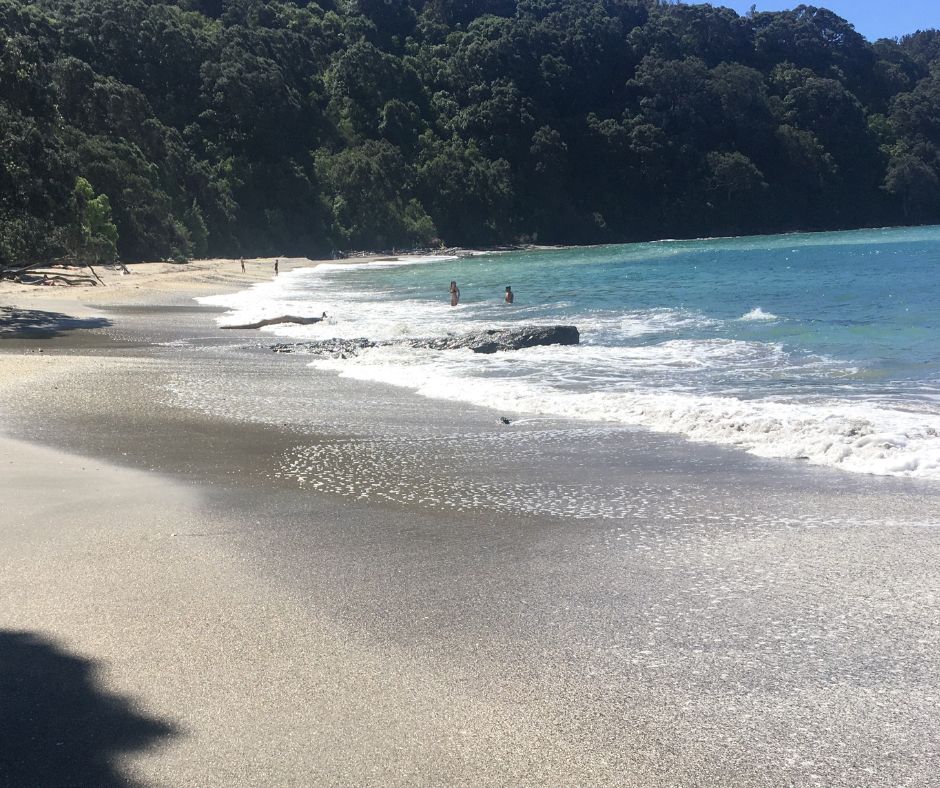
[221,314,326,330]
[0,258,105,286]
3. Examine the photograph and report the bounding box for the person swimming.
[504,285,514,304]
[449,280,460,307]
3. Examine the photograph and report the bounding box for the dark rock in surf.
[408,325,580,354]
[270,324,580,357]
[271,337,377,355]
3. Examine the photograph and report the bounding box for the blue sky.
[716,1,940,41]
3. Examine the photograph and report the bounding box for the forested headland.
[2,0,940,264]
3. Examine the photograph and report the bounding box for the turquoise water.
[207,226,940,479]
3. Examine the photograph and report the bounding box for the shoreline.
[0,254,365,309]
[2,258,940,785]
[6,217,933,309]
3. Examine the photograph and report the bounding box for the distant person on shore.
[450,280,460,307]
[504,286,514,304]
[240,257,245,273]
[274,259,279,277]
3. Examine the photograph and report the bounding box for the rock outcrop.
[271,325,580,356]
[409,325,580,353]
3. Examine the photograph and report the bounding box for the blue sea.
[203,226,940,480]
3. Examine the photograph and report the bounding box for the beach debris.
[222,314,327,330]
[270,324,580,357]
[0,258,103,287]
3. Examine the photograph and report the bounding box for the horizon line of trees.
[2,0,940,265]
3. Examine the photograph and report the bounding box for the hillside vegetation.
[2,0,939,262]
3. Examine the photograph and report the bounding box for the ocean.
[201,226,940,481]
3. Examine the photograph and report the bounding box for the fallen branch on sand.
[0,258,106,286]
[221,314,327,330]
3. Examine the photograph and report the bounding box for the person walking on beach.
[504,285,514,304]
[449,280,460,307]
[274,258,279,277]
[240,257,245,273]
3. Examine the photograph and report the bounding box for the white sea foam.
[315,254,460,272]
[198,256,470,337]
[198,243,940,481]
[198,267,330,330]
[617,308,720,338]
[740,307,779,321]
[310,348,940,480]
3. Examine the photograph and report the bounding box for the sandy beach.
[2,258,940,786]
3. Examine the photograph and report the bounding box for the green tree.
[0,0,937,258]
[883,143,940,220]
[317,140,435,249]
[67,176,118,262]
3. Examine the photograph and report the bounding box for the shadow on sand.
[0,630,175,787]
[0,307,111,339]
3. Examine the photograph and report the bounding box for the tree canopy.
[1,0,939,263]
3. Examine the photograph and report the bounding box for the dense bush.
[1,0,939,263]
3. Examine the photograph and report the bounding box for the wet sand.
[1,265,939,786]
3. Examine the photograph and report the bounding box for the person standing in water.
[449,280,460,306]
[274,258,279,277]
[504,285,514,304]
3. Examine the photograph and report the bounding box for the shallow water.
[201,227,940,480]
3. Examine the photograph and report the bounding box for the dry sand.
[0,255,371,309]
[2,261,640,786]
[1,436,624,786]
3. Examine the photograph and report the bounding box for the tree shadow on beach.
[0,307,111,338]
[0,630,175,788]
